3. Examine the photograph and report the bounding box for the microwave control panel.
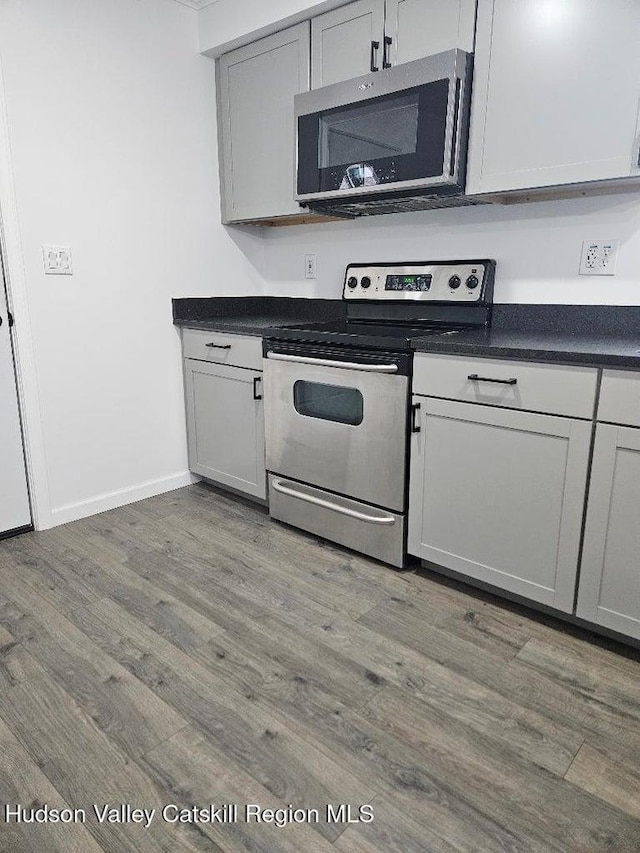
[343,261,495,304]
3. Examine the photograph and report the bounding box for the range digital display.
[385,274,432,292]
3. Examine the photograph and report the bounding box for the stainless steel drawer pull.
[271,479,396,525]
[468,373,517,386]
[267,352,398,373]
[206,343,232,349]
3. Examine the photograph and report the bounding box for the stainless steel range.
[263,260,496,567]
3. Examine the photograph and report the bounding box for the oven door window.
[297,79,450,195]
[293,380,363,426]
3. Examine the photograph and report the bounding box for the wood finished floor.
[0,482,639,852]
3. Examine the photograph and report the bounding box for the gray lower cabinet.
[218,23,310,223]
[577,426,640,639]
[311,0,476,88]
[467,0,640,195]
[184,358,266,500]
[408,396,592,612]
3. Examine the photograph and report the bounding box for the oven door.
[263,346,409,513]
[295,49,472,202]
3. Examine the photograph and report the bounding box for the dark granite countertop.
[173,316,305,335]
[172,296,344,336]
[412,304,640,369]
[411,328,640,369]
[173,298,640,369]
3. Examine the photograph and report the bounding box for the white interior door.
[0,285,31,534]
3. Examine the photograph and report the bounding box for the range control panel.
[343,261,495,304]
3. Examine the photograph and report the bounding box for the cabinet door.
[577,424,640,639]
[408,397,592,612]
[467,0,640,194]
[311,0,385,88]
[218,23,310,222]
[184,359,266,500]
[385,0,476,66]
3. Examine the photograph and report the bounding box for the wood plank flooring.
[0,482,639,852]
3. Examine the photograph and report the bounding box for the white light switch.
[43,245,73,275]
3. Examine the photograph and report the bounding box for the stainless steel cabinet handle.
[271,479,396,525]
[468,373,517,386]
[206,343,231,349]
[267,352,398,373]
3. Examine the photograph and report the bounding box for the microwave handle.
[370,40,380,73]
[634,93,640,172]
[449,77,463,177]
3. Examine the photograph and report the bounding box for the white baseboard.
[46,471,201,529]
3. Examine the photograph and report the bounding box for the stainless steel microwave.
[294,50,474,216]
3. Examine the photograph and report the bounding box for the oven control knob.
[448,275,461,289]
[347,276,358,289]
[466,275,479,290]
[360,276,371,289]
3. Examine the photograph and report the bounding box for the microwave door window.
[320,94,419,167]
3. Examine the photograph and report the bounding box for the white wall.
[199,0,350,55]
[263,194,640,304]
[0,0,264,527]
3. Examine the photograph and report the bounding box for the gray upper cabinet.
[467,0,640,195]
[311,0,476,88]
[386,0,476,66]
[218,23,310,223]
[311,0,385,89]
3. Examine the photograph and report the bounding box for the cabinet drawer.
[182,328,262,370]
[598,369,640,428]
[413,353,597,419]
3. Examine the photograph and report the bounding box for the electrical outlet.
[579,240,619,276]
[43,245,73,275]
[304,253,317,280]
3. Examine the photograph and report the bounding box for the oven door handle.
[266,352,398,373]
[271,479,397,525]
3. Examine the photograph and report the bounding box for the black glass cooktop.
[271,320,462,350]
